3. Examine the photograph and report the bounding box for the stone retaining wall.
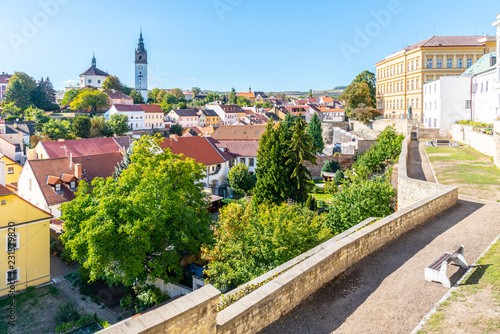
[417,128,440,139]
[217,137,458,334]
[305,155,355,179]
[451,124,496,157]
[397,137,454,209]
[99,285,220,334]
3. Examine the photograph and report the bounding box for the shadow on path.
[259,199,485,334]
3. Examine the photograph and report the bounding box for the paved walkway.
[259,141,500,334]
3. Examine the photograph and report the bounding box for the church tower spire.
[135,29,148,102]
[91,53,96,67]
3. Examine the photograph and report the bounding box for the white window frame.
[6,268,20,286]
[6,233,19,252]
[7,167,14,175]
[55,183,61,192]
[457,58,463,68]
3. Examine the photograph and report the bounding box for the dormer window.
[55,184,61,191]
[70,181,76,189]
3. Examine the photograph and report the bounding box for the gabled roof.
[3,121,35,136]
[254,91,268,98]
[220,105,245,114]
[28,153,123,206]
[103,90,133,100]
[199,109,219,118]
[160,136,235,166]
[237,92,255,99]
[212,140,259,158]
[321,97,334,103]
[461,52,497,76]
[0,184,13,196]
[139,104,164,113]
[211,125,267,141]
[39,137,123,159]
[0,74,11,85]
[112,104,144,112]
[113,136,133,150]
[80,66,109,77]
[171,109,199,117]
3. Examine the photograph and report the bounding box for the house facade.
[167,109,200,128]
[104,90,133,107]
[107,104,145,130]
[206,105,240,125]
[160,136,235,189]
[0,73,11,101]
[0,154,22,187]
[0,184,52,297]
[375,36,497,121]
[212,139,259,174]
[18,153,123,217]
[198,109,221,127]
[139,104,165,129]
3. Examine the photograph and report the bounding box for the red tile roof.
[139,104,164,113]
[28,153,123,206]
[220,105,245,114]
[160,136,235,166]
[0,184,14,196]
[112,104,144,112]
[210,125,267,141]
[213,140,259,157]
[40,137,123,159]
[0,74,12,85]
[103,90,133,100]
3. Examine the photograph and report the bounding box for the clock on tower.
[135,29,148,102]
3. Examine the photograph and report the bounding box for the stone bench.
[425,245,469,288]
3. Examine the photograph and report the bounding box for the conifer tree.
[307,112,324,154]
[285,116,317,204]
[114,145,134,177]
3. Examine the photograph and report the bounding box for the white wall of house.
[206,106,237,125]
[17,162,61,216]
[107,107,145,130]
[423,76,471,136]
[79,74,106,89]
[472,70,499,122]
[235,156,258,173]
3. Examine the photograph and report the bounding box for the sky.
[1,0,498,92]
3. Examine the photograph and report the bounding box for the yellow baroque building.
[0,185,52,297]
[375,36,497,120]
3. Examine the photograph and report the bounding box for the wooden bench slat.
[428,253,452,271]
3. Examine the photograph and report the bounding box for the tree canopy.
[108,114,130,136]
[102,76,122,91]
[70,90,108,111]
[227,163,254,196]
[42,119,71,140]
[72,116,92,138]
[60,136,213,286]
[202,202,331,290]
[5,72,37,111]
[339,70,377,117]
[130,90,145,104]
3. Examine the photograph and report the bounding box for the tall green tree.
[309,89,313,98]
[307,112,324,154]
[61,89,81,106]
[353,70,376,106]
[114,145,134,177]
[339,81,373,118]
[72,116,92,138]
[169,124,183,136]
[42,119,71,140]
[102,76,122,91]
[130,89,145,104]
[60,136,213,286]
[227,163,254,197]
[120,85,132,96]
[202,202,331,290]
[253,121,295,205]
[191,87,201,97]
[228,88,237,105]
[352,103,382,125]
[70,90,108,111]
[90,116,112,138]
[169,88,186,101]
[285,116,317,204]
[107,114,130,135]
[5,72,37,111]
[237,96,251,107]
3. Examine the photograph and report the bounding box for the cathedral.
[135,30,148,102]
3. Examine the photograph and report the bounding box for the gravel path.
[259,140,500,334]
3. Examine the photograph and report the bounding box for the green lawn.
[425,146,500,201]
[417,240,500,333]
[311,193,334,203]
[425,147,483,162]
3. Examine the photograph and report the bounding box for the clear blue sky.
[1,0,498,92]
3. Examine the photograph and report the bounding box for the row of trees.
[1,72,58,116]
[31,113,130,142]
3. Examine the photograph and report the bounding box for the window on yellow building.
[7,167,14,174]
[447,58,452,68]
[467,58,472,68]
[457,58,463,68]
[437,58,442,68]
[427,58,432,68]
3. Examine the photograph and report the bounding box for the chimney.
[69,153,73,169]
[74,163,82,179]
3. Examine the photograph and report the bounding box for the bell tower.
[135,29,148,102]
